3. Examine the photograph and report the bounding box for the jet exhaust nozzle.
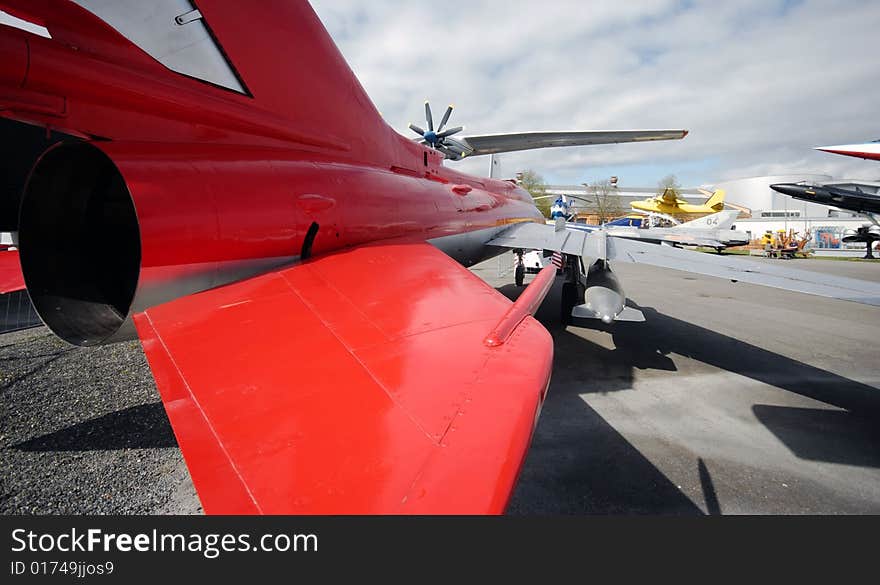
[19,142,303,346]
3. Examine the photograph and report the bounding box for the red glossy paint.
[0,250,24,293]
[1,0,554,513]
[485,263,558,347]
[84,141,542,275]
[134,242,553,514]
[817,148,880,162]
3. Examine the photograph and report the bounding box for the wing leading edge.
[134,241,553,514]
[446,130,688,159]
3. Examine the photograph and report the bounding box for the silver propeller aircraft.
[409,102,688,160]
[569,209,749,253]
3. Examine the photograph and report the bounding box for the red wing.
[134,242,553,514]
[0,250,24,293]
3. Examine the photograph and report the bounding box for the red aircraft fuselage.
[0,1,562,514]
[0,1,543,345]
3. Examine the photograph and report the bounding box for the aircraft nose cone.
[770,183,800,196]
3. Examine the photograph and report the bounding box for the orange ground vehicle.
[761,229,811,259]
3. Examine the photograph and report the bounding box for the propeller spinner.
[409,102,471,159]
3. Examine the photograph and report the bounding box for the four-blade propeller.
[409,102,472,159]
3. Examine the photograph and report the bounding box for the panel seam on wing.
[285,261,390,343]
[436,351,493,445]
[300,245,511,341]
[434,315,538,445]
[392,317,500,341]
[277,271,441,444]
[400,315,550,511]
[285,255,503,343]
[143,311,264,513]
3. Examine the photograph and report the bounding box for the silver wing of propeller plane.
[456,129,689,159]
[569,210,750,251]
[409,102,688,160]
[487,223,880,324]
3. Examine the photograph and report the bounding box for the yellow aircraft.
[631,188,726,217]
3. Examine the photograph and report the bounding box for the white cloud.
[310,0,880,186]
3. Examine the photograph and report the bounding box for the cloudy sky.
[310,0,880,188]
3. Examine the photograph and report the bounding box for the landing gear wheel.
[515,264,525,287]
[560,281,578,325]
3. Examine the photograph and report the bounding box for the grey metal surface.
[608,236,880,306]
[488,220,880,307]
[73,0,245,92]
[596,226,746,249]
[679,210,740,230]
[95,255,301,346]
[490,214,750,258]
[571,210,750,249]
[486,221,593,257]
[572,303,645,322]
[580,265,627,323]
[0,290,41,334]
[428,225,512,267]
[458,130,687,158]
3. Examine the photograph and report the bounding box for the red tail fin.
[197,0,392,161]
[0,1,401,163]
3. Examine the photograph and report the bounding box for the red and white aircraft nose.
[814,142,880,161]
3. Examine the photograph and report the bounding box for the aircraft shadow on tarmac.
[499,280,705,514]
[5,275,876,512]
[752,405,880,468]
[611,304,880,415]
[499,277,879,514]
[2,334,177,453]
[12,402,176,452]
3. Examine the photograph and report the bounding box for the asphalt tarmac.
[1,255,878,514]
[496,256,880,514]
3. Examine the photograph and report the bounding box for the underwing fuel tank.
[571,262,645,324]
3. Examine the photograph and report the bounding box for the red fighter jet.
[0,0,692,513]
[14,2,878,514]
[814,140,880,162]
